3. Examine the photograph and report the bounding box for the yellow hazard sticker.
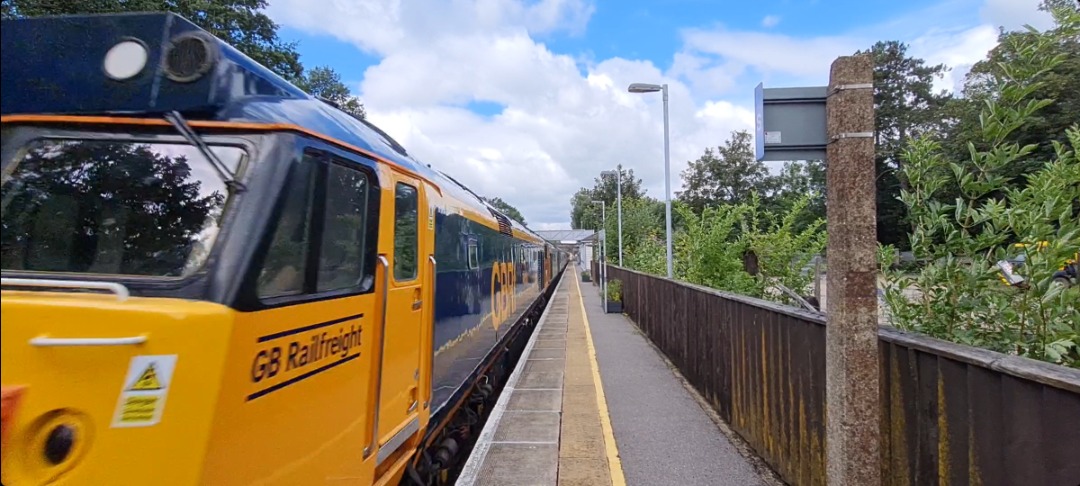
[112,355,177,428]
[129,363,164,391]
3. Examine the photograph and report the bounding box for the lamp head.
[628,82,662,93]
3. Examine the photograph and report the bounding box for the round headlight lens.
[103,40,149,81]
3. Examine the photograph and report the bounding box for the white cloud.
[907,24,1000,92]
[362,54,754,227]
[672,0,1015,95]
[269,0,1042,228]
[679,27,858,82]
[270,0,749,228]
[980,0,1054,31]
[761,15,781,28]
[668,52,744,97]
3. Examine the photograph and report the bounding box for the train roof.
[0,11,545,243]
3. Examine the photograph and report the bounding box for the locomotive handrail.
[367,254,390,460]
[427,255,437,409]
[1,277,130,301]
[29,335,147,347]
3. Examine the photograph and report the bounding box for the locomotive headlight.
[163,31,218,83]
[103,39,149,81]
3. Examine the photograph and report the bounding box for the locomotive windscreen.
[1,132,244,278]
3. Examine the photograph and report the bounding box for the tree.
[768,159,826,231]
[943,0,1079,185]
[482,196,526,225]
[570,188,598,229]
[854,41,952,249]
[597,195,666,266]
[882,3,1080,367]
[298,66,366,119]
[589,167,644,206]
[677,130,773,214]
[569,168,644,229]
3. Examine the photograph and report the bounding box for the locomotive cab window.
[1,137,244,278]
[393,182,418,281]
[258,154,316,297]
[318,163,372,292]
[256,150,377,303]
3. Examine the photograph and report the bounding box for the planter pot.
[605,301,623,313]
[581,275,592,282]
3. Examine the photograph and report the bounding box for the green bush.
[606,279,623,302]
[672,193,825,306]
[881,6,1080,368]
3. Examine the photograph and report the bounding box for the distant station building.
[534,229,600,270]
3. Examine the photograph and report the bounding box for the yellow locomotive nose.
[1,291,236,485]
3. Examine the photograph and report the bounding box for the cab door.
[375,171,429,464]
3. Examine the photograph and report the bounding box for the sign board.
[754,82,828,161]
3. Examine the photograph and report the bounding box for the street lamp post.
[627,82,673,278]
[592,199,606,308]
[600,165,623,267]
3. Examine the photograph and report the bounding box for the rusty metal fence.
[605,265,1080,486]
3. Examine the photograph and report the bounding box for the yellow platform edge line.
[574,269,627,486]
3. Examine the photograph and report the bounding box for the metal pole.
[814,256,822,305]
[600,202,606,308]
[662,84,673,279]
[617,164,623,267]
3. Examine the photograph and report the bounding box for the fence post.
[824,54,879,485]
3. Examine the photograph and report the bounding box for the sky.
[266,0,1055,230]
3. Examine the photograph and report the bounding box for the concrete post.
[824,54,879,485]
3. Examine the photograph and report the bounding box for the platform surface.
[583,270,768,485]
[458,267,768,486]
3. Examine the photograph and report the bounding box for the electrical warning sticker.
[112,355,177,428]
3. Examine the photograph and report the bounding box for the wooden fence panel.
[604,265,1080,486]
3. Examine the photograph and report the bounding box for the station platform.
[457,267,772,486]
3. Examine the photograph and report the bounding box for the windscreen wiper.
[164,111,246,192]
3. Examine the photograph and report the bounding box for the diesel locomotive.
[0,12,567,485]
